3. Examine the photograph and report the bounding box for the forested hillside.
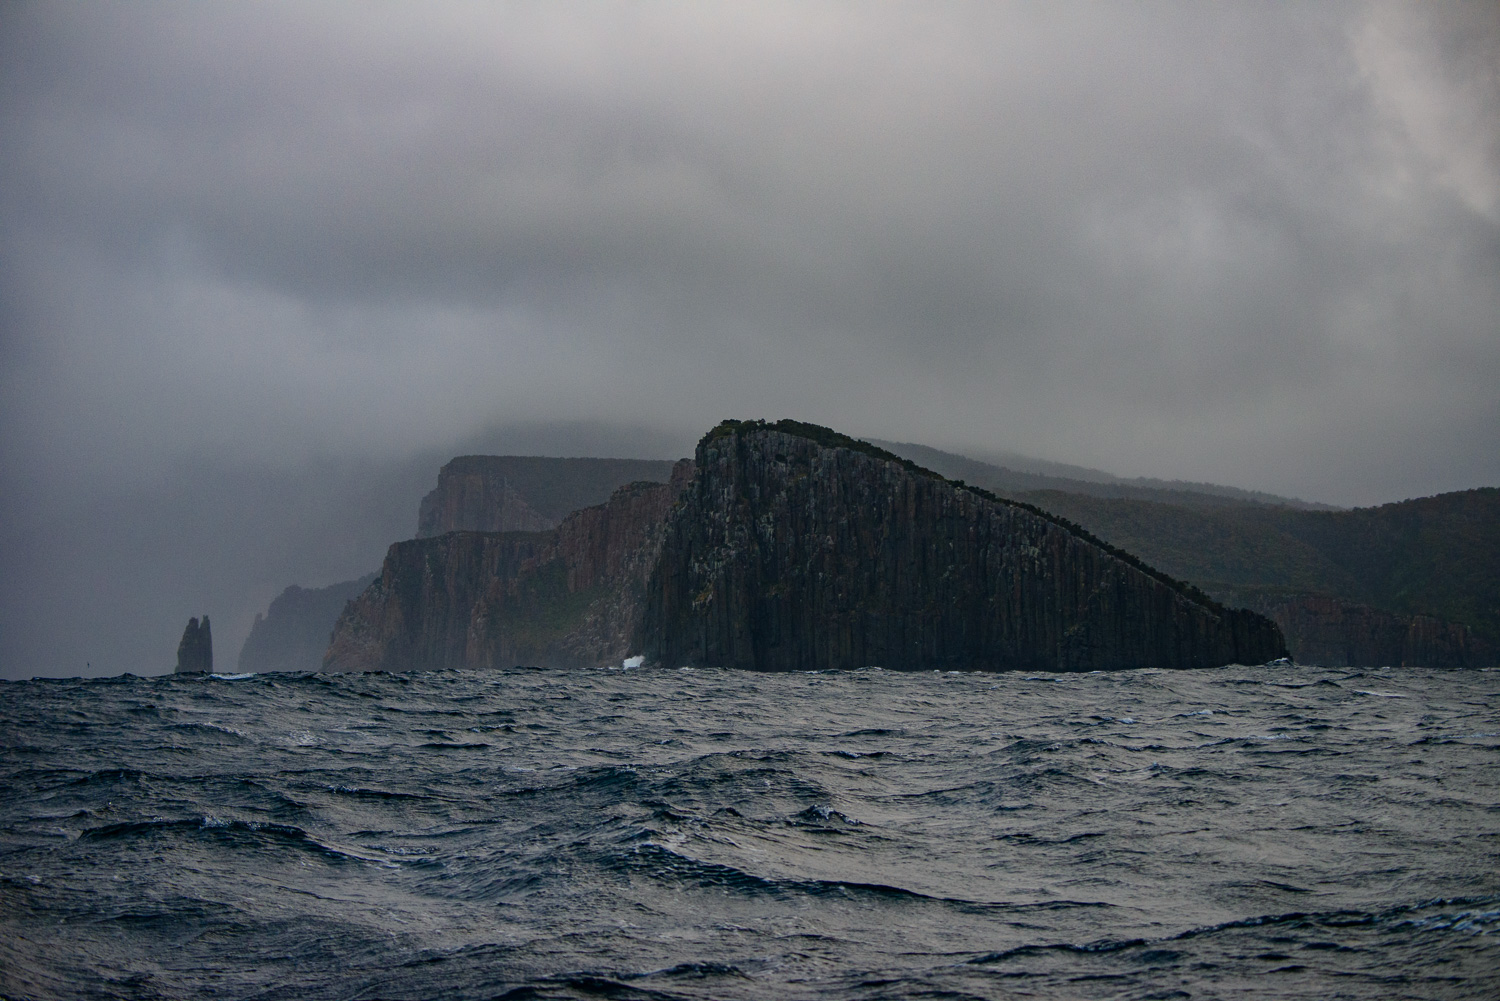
[1017,488,1500,650]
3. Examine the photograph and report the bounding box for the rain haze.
[1,1,1497,679]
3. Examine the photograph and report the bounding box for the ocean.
[2,663,1497,1000]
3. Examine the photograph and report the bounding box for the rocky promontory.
[326,421,1285,673]
[643,421,1286,672]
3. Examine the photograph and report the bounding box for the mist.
[2,2,1496,677]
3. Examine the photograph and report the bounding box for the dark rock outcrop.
[416,456,678,537]
[327,420,1286,675]
[643,422,1286,672]
[1259,595,1494,668]
[238,574,378,673]
[324,461,695,672]
[175,616,213,674]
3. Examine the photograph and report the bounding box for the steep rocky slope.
[1261,595,1489,669]
[327,421,1287,674]
[242,456,677,675]
[643,422,1285,672]
[416,456,677,537]
[237,574,378,673]
[324,462,694,672]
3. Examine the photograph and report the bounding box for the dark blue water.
[2,664,1497,1000]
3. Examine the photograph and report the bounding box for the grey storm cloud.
[0,1,1496,677]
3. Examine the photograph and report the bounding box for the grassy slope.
[1256,489,1500,640]
[877,439,1334,510]
[1018,488,1500,645]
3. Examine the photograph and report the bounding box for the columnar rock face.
[175,616,213,674]
[643,422,1286,672]
[326,421,1287,675]
[416,456,679,537]
[1262,595,1492,668]
[324,461,695,672]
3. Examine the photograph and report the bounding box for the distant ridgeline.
[324,421,1286,673]
[869,439,1341,511]
[876,442,1500,667]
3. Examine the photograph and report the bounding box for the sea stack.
[175,616,213,674]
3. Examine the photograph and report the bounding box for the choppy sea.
[2,664,1498,1000]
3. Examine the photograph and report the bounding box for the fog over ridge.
[1,1,1496,677]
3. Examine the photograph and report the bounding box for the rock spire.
[175,615,213,674]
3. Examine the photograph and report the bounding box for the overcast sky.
[2,2,1497,676]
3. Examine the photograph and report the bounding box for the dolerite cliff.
[324,461,695,672]
[643,421,1286,672]
[416,456,678,537]
[326,421,1285,674]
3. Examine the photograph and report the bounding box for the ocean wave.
[78,816,397,866]
[5,662,1497,999]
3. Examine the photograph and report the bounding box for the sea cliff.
[324,462,694,672]
[1258,595,1492,668]
[326,421,1285,673]
[238,574,377,673]
[643,422,1285,671]
[416,456,678,537]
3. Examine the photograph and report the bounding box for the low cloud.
[1,1,1496,675]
